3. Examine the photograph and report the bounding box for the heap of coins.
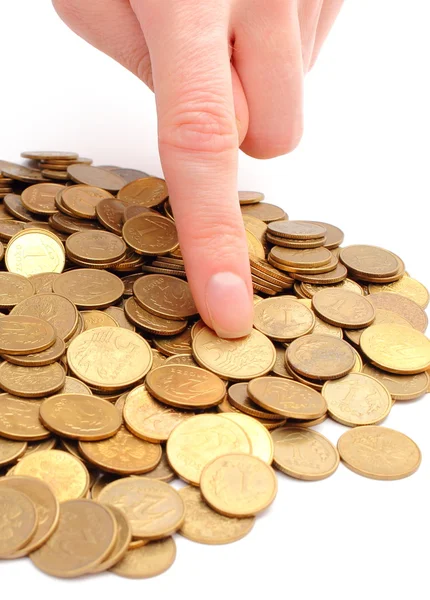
[0,150,429,578]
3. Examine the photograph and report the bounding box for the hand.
[52,0,343,338]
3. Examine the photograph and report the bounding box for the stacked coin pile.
[0,151,429,579]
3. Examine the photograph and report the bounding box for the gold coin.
[133,275,197,320]
[117,176,168,207]
[192,326,276,381]
[271,427,339,481]
[0,273,35,309]
[309,313,343,338]
[360,324,430,374]
[178,485,255,545]
[98,477,185,539]
[227,382,286,420]
[150,349,167,369]
[200,454,277,517]
[53,269,124,309]
[0,488,38,559]
[21,151,79,160]
[5,229,65,276]
[123,213,179,255]
[240,202,286,222]
[0,315,56,355]
[30,499,117,577]
[367,292,428,332]
[301,278,363,298]
[0,361,65,398]
[60,376,93,395]
[246,229,265,259]
[123,383,192,443]
[67,327,153,390]
[361,364,430,401]
[272,345,293,378]
[124,297,187,335]
[21,183,65,215]
[312,288,375,329]
[79,426,162,474]
[14,450,90,501]
[153,326,193,356]
[91,505,132,573]
[67,164,125,191]
[243,215,268,247]
[340,244,401,277]
[253,297,315,342]
[2,336,66,367]
[368,276,429,309]
[322,373,392,426]
[81,310,119,330]
[247,377,327,419]
[39,393,122,441]
[238,190,264,205]
[166,414,251,485]
[103,306,134,331]
[27,272,60,294]
[21,438,57,457]
[139,450,176,482]
[287,334,356,380]
[270,246,333,268]
[0,438,27,467]
[337,426,421,480]
[110,537,176,579]
[66,230,126,263]
[164,353,198,367]
[219,413,274,464]
[344,308,412,346]
[0,395,50,440]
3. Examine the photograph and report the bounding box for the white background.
[1,1,430,599]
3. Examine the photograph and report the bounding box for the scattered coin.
[219,413,274,464]
[5,229,65,276]
[0,488,38,559]
[368,276,429,309]
[0,362,65,398]
[110,537,176,579]
[0,273,35,309]
[287,334,356,380]
[0,395,50,440]
[117,176,168,207]
[253,297,315,341]
[11,293,79,341]
[367,292,428,332]
[53,269,124,309]
[66,230,126,264]
[227,382,286,420]
[0,438,27,467]
[241,202,287,222]
[0,315,56,355]
[67,164,125,191]
[312,288,376,329]
[21,183,64,215]
[361,364,430,401]
[123,297,187,335]
[340,245,402,279]
[91,505,132,573]
[133,274,197,319]
[344,308,411,346]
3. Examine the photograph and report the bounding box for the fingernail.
[205,272,253,339]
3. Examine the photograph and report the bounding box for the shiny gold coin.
[14,450,90,501]
[140,451,176,482]
[5,229,65,276]
[123,213,179,255]
[361,364,430,401]
[178,485,255,545]
[0,488,38,559]
[0,273,35,309]
[81,310,119,330]
[367,291,428,332]
[312,288,375,329]
[0,438,27,467]
[67,327,152,390]
[193,326,276,381]
[270,246,332,268]
[67,164,125,191]
[368,276,429,309]
[39,394,122,440]
[153,326,194,356]
[11,293,79,341]
[53,269,124,309]
[301,278,363,298]
[98,477,185,539]
[322,373,392,426]
[360,324,430,374]
[21,150,79,160]
[66,230,126,263]
[271,427,339,480]
[166,414,251,485]
[21,183,65,215]
[91,505,132,573]
[248,376,327,419]
[227,382,286,420]
[60,185,113,219]
[30,499,117,578]
[151,348,167,368]
[344,308,411,346]
[253,297,315,342]
[0,476,60,557]
[246,229,265,259]
[60,376,93,395]
[95,198,125,234]
[0,315,56,355]
[200,454,277,517]
[124,297,187,335]
[164,354,198,367]
[124,383,192,443]
[240,202,287,222]
[2,336,66,367]
[272,345,293,378]
[110,537,176,579]
[340,245,401,279]
[133,274,197,320]
[117,176,168,207]
[0,361,65,397]
[104,306,135,331]
[337,426,421,480]
[219,413,274,464]
[243,215,268,248]
[0,395,50,441]
[79,426,162,474]
[287,334,356,380]
[238,190,264,205]
[267,220,326,240]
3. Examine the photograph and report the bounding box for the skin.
[52,0,343,338]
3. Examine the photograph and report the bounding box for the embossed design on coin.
[367,292,428,332]
[0,273,34,309]
[5,229,65,276]
[10,293,79,341]
[0,395,50,441]
[53,269,124,309]
[133,275,197,319]
[21,183,64,215]
[0,316,56,355]
[287,334,356,380]
[368,276,429,309]
[312,288,375,329]
[123,213,179,255]
[0,488,38,559]
[361,364,430,401]
[117,176,168,207]
[340,245,401,278]
[0,362,65,398]
[110,537,176,579]
[253,297,315,342]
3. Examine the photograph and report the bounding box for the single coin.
[241,202,287,222]
[238,190,264,205]
[30,499,117,578]
[146,365,225,409]
[123,204,156,220]
[104,306,135,331]
[368,276,429,309]
[39,394,122,441]
[95,198,125,234]
[79,426,162,474]
[178,485,255,545]
[219,413,274,464]
[41,169,70,180]
[344,308,411,346]
[66,230,126,263]
[268,220,326,240]
[166,414,251,485]
[68,327,152,390]
[28,273,60,294]
[53,269,124,308]
[91,505,132,573]
[5,229,65,276]
[0,438,27,467]
[21,151,79,160]
[322,372,392,426]
[0,315,56,355]
[270,245,333,269]
[367,292,428,332]
[50,211,103,234]
[301,279,363,298]
[124,297,187,335]
[139,451,176,482]
[312,288,375,329]
[340,245,401,278]
[193,326,276,380]
[287,334,355,380]
[61,184,114,218]
[164,354,197,367]
[21,183,64,215]
[200,454,277,517]
[227,382,286,420]
[81,310,119,330]
[0,361,65,398]
[0,476,60,557]
[360,324,430,374]
[0,219,26,241]
[271,427,339,480]
[272,345,293,378]
[293,262,349,284]
[2,336,66,368]
[123,213,179,255]
[153,326,194,356]
[1,164,49,183]
[67,164,125,191]
[0,273,35,309]
[11,293,79,341]
[361,364,429,401]
[337,426,421,480]
[14,450,90,501]
[134,275,197,320]
[0,395,50,441]
[253,297,315,342]
[266,233,326,249]
[110,167,150,183]
[0,488,38,559]
[117,176,168,207]
[60,376,93,395]
[110,537,176,579]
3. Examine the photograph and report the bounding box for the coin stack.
[0,151,429,579]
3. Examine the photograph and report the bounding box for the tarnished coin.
[68,327,152,390]
[340,245,401,279]
[110,537,176,579]
[134,275,197,320]
[193,326,276,380]
[91,505,132,573]
[271,427,339,480]
[146,365,225,409]
[367,292,428,332]
[322,373,392,426]
[95,198,125,234]
[79,426,162,474]
[227,382,285,420]
[66,230,126,263]
[1,164,49,183]
[21,183,64,215]
[360,324,430,374]
[110,168,150,183]
[0,438,27,467]
[178,485,255,545]
[253,297,315,342]
[53,269,124,309]
[14,450,90,501]
[0,362,65,398]
[11,293,79,341]
[67,164,125,191]
[287,334,356,380]
[312,288,375,329]
[0,488,38,559]
[153,326,194,356]
[361,364,429,401]
[0,315,56,355]
[368,276,429,309]
[344,308,411,346]
[219,413,274,464]
[0,273,35,309]
[241,202,287,222]
[3,193,34,222]
[81,310,119,330]
[124,297,187,335]
[0,395,50,441]
[166,414,251,485]
[5,229,65,276]
[200,454,277,517]
[104,306,135,332]
[30,499,117,578]
[337,426,421,480]
[117,176,168,207]
[0,219,26,241]
[270,246,332,268]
